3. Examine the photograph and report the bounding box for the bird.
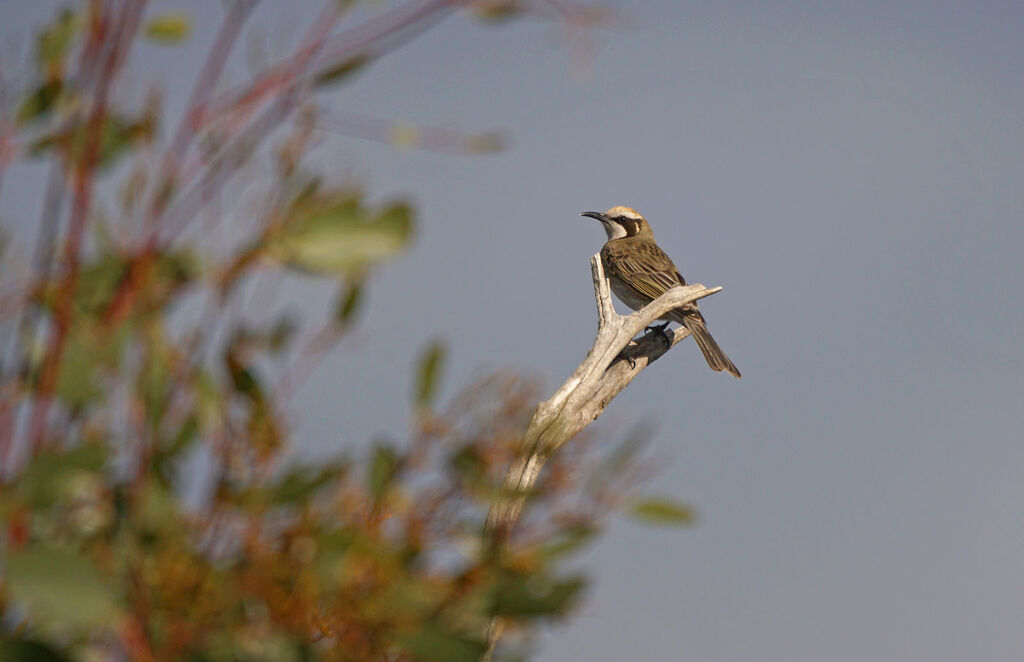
[580,205,741,378]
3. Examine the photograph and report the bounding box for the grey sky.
[3,1,1024,661]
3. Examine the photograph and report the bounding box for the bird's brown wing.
[601,240,740,378]
[602,240,690,301]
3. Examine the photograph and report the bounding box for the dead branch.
[481,252,722,657]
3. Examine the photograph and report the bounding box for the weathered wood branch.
[483,253,720,546]
[481,253,722,657]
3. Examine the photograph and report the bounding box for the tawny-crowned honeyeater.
[581,206,740,378]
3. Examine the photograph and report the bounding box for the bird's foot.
[644,322,672,348]
[615,348,638,369]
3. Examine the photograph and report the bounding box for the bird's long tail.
[680,313,741,378]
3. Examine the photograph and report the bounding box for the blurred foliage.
[628,497,696,526]
[414,340,447,409]
[264,190,414,277]
[143,13,191,44]
[0,2,671,661]
[27,111,156,170]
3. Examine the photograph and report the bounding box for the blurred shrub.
[0,2,677,660]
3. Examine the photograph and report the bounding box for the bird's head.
[580,205,653,241]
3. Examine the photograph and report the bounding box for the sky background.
[3,1,1024,660]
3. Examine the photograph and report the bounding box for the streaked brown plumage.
[581,206,741,378]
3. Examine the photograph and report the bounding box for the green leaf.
[372,575,444,620]
[389,123,419,149]
[42,248,192,322]
[448,443,487,490]
[628,496,696,526]
[56,336,103,407]
[397,625,487,662]
[28,114,154,171]
[368,442,400,501]
[0,640,72,662]
[194,369,222,430]
[16,79,63,126]
[413,340,446,408]
[335,279,364,326]
[36,9,78,69]
[471,1,524,23]
[56,322,128,409]
[268,193,414,276]
[15,444,108,509]
[271,461,349,506]
[267,316,297,352]
[133,481,181,537]
[148,251,198,304]
[225,350,261,400]
[228,317,297,355]
[314,54,371,87]
[168,415,199,454]
[4,545,120,630]
[491,573,587,618]
[144,13,191,44]
[137,325,172,431]
[67,254,128,316]
[541,524,598,560]
[312,529,356,580]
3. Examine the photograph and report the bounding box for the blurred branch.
[0,2,644,656]
[482,253,722,656]
[27,0,146,448]
[146,0,260,225]
[274,319,346,404]
[0,123,14,193]
[204,0,463,127]
[0,162,64,475]
[147,0,344,246]
[3,164,64,372]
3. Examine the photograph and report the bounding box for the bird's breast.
[608,274,655,313]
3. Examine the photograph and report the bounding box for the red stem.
[146,1,467,249]
[146,1,348,246]
[26,0,146,449]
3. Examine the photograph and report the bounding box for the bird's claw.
[615,350,637,369]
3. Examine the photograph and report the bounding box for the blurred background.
[2,1,1023,660]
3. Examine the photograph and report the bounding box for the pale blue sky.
[3,1,1024,660]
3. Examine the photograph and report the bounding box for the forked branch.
[481,252,722,656]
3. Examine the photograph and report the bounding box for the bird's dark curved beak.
[580,211,607,222]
